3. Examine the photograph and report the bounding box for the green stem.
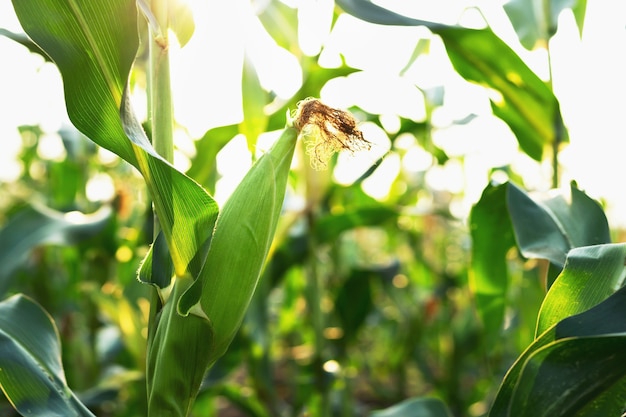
[545,37,563,189]
[302,147,331,415]
[149,0,174,164]
[145,0,174,412]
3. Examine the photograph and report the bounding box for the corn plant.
[0,0,311,415]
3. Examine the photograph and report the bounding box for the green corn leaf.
[240,51,269,153]
[535,243,626,336]
[179,126,298,365]
[0,294,95,417]
[510,335,626,417]
[489,267,626,416]
[469,182,516,345]
[0,204,112,296]
[504,0,587,50]
[335,0,562,161]
[11,0,219,284]
[257,0,299,52]
[507,182,610,272]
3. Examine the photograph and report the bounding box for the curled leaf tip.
[292,98,371,170]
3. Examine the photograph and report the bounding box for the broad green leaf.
[335,0,562,161]
[0,204,112,296]
[507,182,610,271]
[0,294,94,417]
[369,397,452,417]
[536,243,626,336]
[436,26,562,161]
[489,282,626,416]
[510,336,626,417]
[12,0,219,283]
[504,0,587,50]
[179,126,298,365]
[469,182,515,344]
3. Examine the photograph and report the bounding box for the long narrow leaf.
[0,294,95,417]
[335,0,562,161]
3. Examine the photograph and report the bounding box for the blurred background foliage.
[0,0,622,416]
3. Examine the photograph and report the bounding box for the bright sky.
[1,1,626,224]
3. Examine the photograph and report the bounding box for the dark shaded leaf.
[0,205,112,295]
[0,294,95,416]
[489,279,626,416]
[507,182,610,271]
[469,182,515,344]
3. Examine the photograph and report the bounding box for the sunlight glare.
[362,153,401,200]
[86,173,115,203]
[36,133,66,161]
[214,134,252,205]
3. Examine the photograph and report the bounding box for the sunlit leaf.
[335,0,564,161]
[0,294,95,417]
[186,124,239,194]
[257,0,299,53]
[536,243,626,336]
[240,51,269,153]
[436,26,561,161]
